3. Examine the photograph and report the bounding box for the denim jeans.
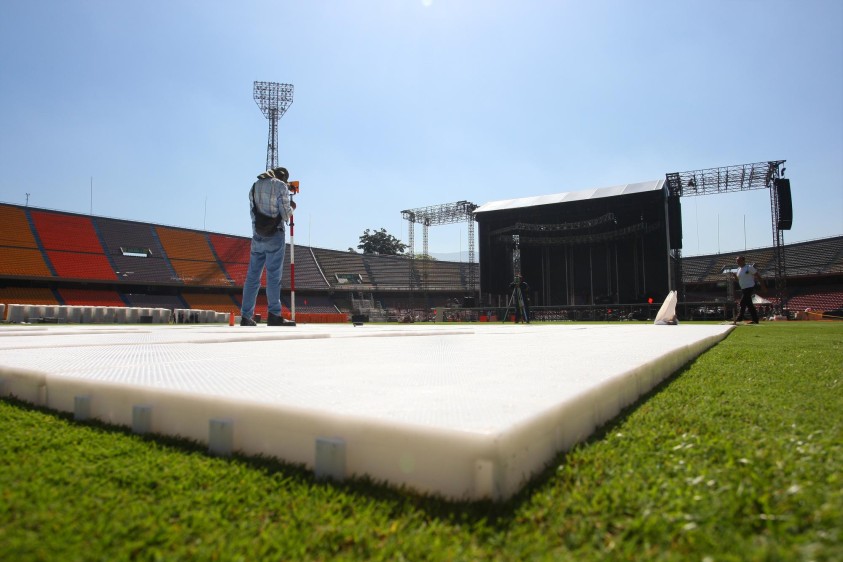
[240,229,286,319]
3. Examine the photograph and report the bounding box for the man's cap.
[256,166,289,181]
[271,167,289,182]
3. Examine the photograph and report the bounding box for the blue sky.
[1,0,841,258]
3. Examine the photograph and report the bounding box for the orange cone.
[229,312,235,326]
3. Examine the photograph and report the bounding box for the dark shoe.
[240,316,257,326]
[268,313,296,327]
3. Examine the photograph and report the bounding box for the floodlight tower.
[253,81,294,169]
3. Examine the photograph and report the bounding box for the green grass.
[1,322,841,561]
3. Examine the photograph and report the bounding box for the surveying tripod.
[503,276,530,323]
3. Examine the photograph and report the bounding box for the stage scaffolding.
[401,201,479,298]
[665,160,788,310]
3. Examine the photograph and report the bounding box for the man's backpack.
[251,184,282,236]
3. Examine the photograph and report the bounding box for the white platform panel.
[0,323,732,500]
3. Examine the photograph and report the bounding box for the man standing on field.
[733,255,763,324]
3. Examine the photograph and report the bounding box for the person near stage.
[733,255,763,324]
[240,166,296,327]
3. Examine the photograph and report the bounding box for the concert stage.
[0,322,732,501]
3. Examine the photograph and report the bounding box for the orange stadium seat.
[0,205,40,248]
[45,251,117,281]
[27,210,117,281]
[30,211,105,253]
[0,287,60,306]
[58,288,126,307]
[209,233,251,286]
[181,292,241,315]
[0,247,53,278]
[0,205,53,278]
[156,227,231,286]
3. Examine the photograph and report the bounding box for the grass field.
[1,322,841,561]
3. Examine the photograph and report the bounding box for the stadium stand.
[361,254,413,289]
[681,256,717,285]
[284,247,331,290]
[785,237,843,277]
[0,205,53,278]
[208,233,251,286]
[1,202,839,322]
[290,294,340,314]
[96,217,177,284]
[30,211,117,281]
[0,287,60,309]
[310,248,374,289]
[181,292,241,315]
[0,247,53,278]
[123,293,186,310]
[427,260,472,290]
[0,205,37,248]
[682,238,841,284]
[155,227,230,286]
[787,285,843,311]
[30,211,105,254]
[58,288,126,307]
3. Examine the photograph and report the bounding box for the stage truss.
[401,201,479,296]
[666,160,788,310]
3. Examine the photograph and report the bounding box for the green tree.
[357,228,408,255]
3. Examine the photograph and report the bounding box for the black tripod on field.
[503,275,530,323]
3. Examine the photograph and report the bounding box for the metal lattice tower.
[253,81,294,170]
[401,201,479,295]
[665,160,788,310]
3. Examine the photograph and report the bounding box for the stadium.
[3,86,843,554]
[3,64,841,558]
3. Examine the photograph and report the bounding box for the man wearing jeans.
[240,166,296,327]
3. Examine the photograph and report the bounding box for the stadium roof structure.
[473,179,665,215]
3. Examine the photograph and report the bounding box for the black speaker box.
[775,178,792,230]
[668,195,683,249]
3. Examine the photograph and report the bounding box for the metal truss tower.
[666,160,788,310]
[401,200,479,295]
[253,81,294,170]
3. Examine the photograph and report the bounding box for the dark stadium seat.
[311,248,374,288]
[282,246,331,290]
[96,217,176,284]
